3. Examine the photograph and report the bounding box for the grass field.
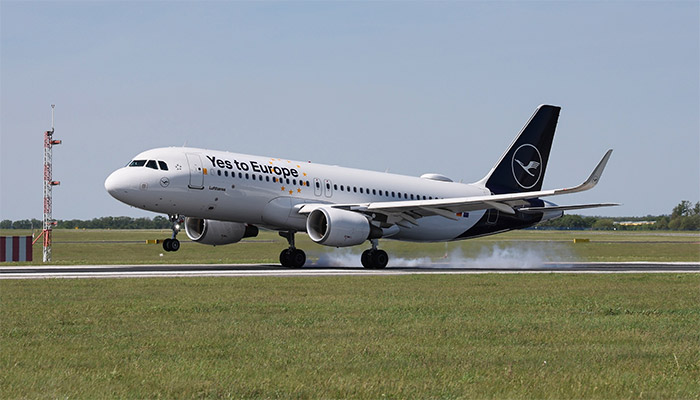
[1,230,698,398]
[0,229,698,265]
[2,274,698,399]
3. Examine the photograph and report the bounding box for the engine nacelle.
[184,218,258,246]
[306,207,380,247]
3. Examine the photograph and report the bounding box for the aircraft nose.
[104,169,131,200]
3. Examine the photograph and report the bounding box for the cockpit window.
[129,160,147,167]
[158,161,168,171]
[145,160,158,170]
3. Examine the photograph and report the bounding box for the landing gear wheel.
[280,248,306,268]
[169,238,180,252]
[278,231,306,268]
[372,250,388,269]
[163,214,183,252]
[361,250,372,268]
[361,249,388,269]
[163,238,180,252]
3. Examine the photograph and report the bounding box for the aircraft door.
[324,179,333,198]
[313,178,322,196]
[186,153,204,190]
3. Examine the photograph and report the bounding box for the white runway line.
[1,262,698,279]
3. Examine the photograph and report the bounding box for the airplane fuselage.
[106,146,535,242]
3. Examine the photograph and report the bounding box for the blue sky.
[1,1,698,220]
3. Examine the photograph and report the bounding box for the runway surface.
[1,262,698,279]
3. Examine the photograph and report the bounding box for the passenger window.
[252,175,256,180]
[158,161,168,170]
[146,160,158,170]
[353,187,357,193]
[340,185,344,191]
[129,160,147,167]
[266,176,270,182]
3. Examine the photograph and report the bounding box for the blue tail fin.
[480,105,561,194]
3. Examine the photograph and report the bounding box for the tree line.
[533,200,699,231]
[0,216,171,230]
[2,201,698,231]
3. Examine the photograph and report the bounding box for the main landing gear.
[163,214,184,252]
[279,231,306,268]
[276,233,387,269]
[361,239,388,269]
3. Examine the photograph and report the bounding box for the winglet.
[561,149,613,194]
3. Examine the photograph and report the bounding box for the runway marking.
[1,262,698,279]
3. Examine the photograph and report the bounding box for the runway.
[1,262,698,279]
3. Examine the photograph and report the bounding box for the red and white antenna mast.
[42,104,61,262]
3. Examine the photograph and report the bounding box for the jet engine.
[184,218,258,246]
[306,207,382,247]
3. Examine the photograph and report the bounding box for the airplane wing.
[297,150,617,226]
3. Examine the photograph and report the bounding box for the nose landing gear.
[279,231,306,268]
[163,214,184,252]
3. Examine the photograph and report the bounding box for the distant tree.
[0,220,12,229]
[11,220,32,229]
[667,200,700,231]
[672,200,693,219]
[653,216,669,230]
[679,214,700,231]
[592,218,615,230]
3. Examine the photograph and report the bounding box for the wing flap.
[518,203,620,214]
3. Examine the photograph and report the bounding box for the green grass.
[2,274,699,398]
[0,229,698,265]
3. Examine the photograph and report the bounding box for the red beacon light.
[50,181,61,186]
[51,140,62,145]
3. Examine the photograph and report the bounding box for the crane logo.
[512,144,542,189]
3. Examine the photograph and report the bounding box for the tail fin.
[479,104,561,194]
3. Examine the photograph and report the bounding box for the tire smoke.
[308,242,573,269]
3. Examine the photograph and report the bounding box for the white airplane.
[105,105,616,268]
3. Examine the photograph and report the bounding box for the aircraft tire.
[362,249,388,269]
[163,238,172,252]
[279,249,292,267]
[361,250,373,269]
[290,249,306,268]
[169,238,180,252]
[280,249,305,268]
[372,250,388,269]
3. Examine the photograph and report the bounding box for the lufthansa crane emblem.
[511,144,542,189]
